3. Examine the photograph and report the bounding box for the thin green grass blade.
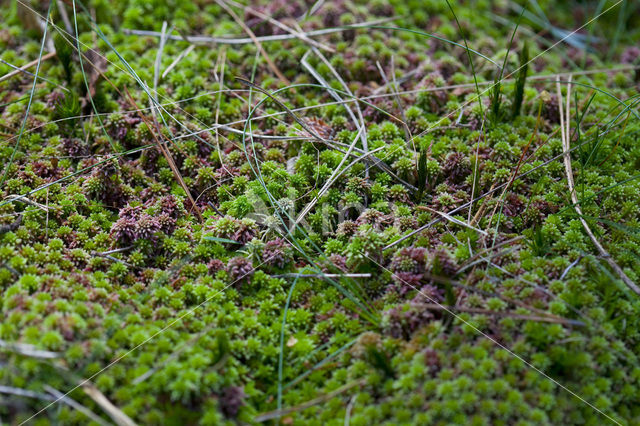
[0,0,54,189]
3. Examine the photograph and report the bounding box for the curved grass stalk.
[70,0,118,153]
[0,0,54,189]
[277,276,300,411]
[239,81,379,324]
[556,76,639,295]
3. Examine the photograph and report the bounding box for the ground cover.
[1,0,640,424]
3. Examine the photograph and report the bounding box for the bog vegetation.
[1,0,640,424]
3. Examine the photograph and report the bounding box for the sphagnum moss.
[1,0,640,424]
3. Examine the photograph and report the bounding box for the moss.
[2,0,640,424]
